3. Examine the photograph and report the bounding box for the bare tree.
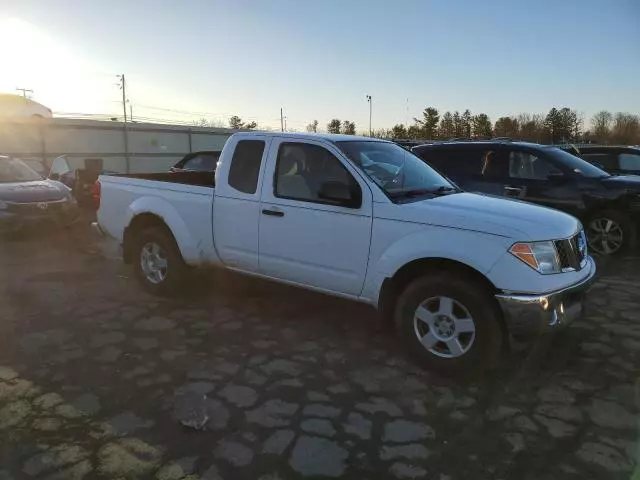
[493,116,519,138]
[591,111,613,143]
[370,128,393,139]
[306,120,319,133]
[611,113,640,144]
[194,118,211,127]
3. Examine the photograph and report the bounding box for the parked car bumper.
[0,200,80,233]
[495,256,597,338]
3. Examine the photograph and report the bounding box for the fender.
[361,226,511,304]
[125,195,197,262]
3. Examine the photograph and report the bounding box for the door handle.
[262,208,284,217]
[504,186,523,195]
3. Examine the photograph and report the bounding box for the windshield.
[0,156,43,183]
[336,141,455,198]
[546,147,610,178]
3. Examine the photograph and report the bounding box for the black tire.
[132,226,189,296]
[586,210,635,256]
[394,272,503,376]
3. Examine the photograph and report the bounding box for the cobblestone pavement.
[0,231,638,479]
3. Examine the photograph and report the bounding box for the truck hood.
[0,179,71,203]
[377,192,580,241]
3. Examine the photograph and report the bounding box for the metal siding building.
[0,118,235,173]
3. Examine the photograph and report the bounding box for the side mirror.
[318,180,361,208]
[49,173,60,181]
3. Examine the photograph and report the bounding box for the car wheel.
[586,210,634,256]
[394,272,503,376]
[133,226,188,295]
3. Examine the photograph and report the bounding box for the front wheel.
[586,210,635,256]
[132,226,189,296]
[394,273,503,376]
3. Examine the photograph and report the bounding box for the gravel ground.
[0,229,638,479]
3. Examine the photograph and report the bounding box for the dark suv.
[412,140,640,255]
[560,145,640,176]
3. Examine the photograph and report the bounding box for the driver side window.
[509,151,561,180]
[274,143,357,204]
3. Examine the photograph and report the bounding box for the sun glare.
[0,17,113,115]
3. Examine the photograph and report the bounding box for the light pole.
[366,95,372,136]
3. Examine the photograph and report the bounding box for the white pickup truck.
[94,132,595,373]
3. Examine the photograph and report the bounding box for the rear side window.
[582,153,618,170]
[228,140,265,194]
[440,148,504,178]
[184,153,218,171]
[618,153,640,171]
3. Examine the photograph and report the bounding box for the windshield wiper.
[431,185,459,194]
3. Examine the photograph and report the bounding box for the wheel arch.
[377,257,506,336]
[123,213,180,264]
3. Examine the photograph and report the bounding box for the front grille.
[554,231,587,271]
[8,201,67,217]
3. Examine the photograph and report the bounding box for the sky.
[0,0,639,132]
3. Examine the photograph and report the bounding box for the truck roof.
[233,131,390,144]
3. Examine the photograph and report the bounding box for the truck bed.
[113,171,215,188]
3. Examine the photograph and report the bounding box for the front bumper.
[0,201,79,233]
[495,256,597,338]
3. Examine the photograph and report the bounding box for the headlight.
[509,241,560,274]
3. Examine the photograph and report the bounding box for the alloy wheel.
[587,217,624,255]
[140,242,168,284]
[413,296,476,359]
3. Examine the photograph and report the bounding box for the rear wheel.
[394,273,503,376]
[133,226,188,295]
[586,210,634,256]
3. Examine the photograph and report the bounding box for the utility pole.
[366,95,372,136]
[16,87,33,98]
[405,98,409,127]
[129,103,133,123]
[119,75,128,123]
[118,74,130,172]
[280,108,284,132]
[284,116,288,132]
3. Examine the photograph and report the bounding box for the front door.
[258,139,373,296]
[505,149,583,216]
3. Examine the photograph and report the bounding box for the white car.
[0,93,52,120]
[93,132,595,374]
